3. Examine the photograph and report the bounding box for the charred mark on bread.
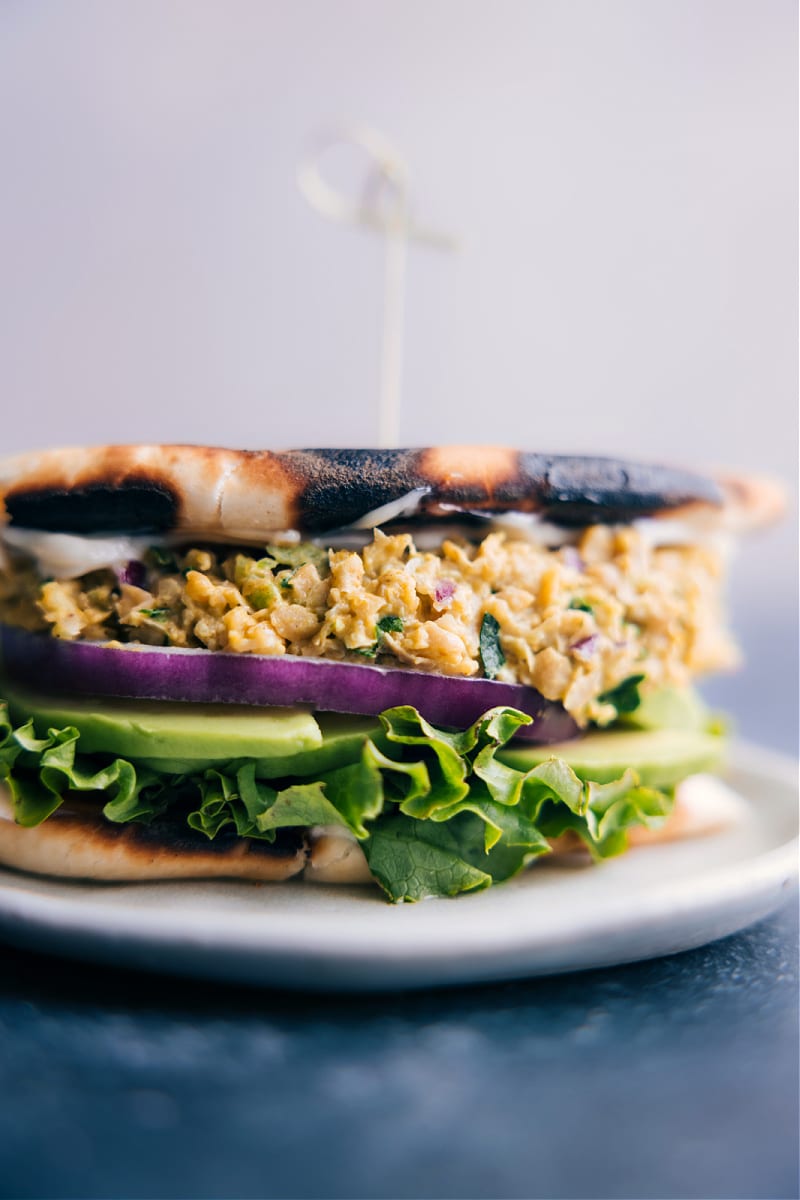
[288,448,427,531]
[55,798,307,859]
[529,456,723,526]
[6,479,179,535]
[126,816,307,859]
[287,449,723,531]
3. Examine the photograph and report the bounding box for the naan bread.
[0,444,751,541]
[0,794,307,882]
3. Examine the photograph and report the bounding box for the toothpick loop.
[298,126,457,447]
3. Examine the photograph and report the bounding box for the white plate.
[0,742,796,991]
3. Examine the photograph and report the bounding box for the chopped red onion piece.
[118,560,147,588]
[561,546,585,572]
[570,634,600,661]
[433,579,456,607]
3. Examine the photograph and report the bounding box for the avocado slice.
[498,727,726,789]
[3,682,324,765]
[136,714,385,777]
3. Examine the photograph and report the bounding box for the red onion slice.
[0,624,579,744]
[117,560,147,588]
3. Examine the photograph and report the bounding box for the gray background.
[0,0,796,747]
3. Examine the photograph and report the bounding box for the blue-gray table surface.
[1,616,798,1200]
[0,902,797,1200]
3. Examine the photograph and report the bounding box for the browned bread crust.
[0,444,731,539]
[0,798,307,883]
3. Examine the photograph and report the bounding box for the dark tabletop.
[0,901,797,1200]
[1,614,798,1200]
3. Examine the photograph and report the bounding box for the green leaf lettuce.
[0,698,679,902]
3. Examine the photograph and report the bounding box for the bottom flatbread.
[0,775,745,888]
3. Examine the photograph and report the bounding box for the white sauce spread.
[0,495,731,580]
[1,528,152,580]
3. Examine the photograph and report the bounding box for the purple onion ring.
[0,624,580,744]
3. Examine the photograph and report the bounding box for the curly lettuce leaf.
[0,703,157,826]
[187,770,250,839]
[533,770,673,859]
[0,697,679,902]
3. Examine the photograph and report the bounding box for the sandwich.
[0,444,781,901]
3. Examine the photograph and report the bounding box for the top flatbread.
[0,444,779,541]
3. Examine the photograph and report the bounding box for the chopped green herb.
[352,645,379,659]
[598,673,646,715]
[479,613,505,679]
[352,614,405,659]
[139,607,170,621]
[568,599,594,613]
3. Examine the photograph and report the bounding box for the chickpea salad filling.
[0,526,737,728]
